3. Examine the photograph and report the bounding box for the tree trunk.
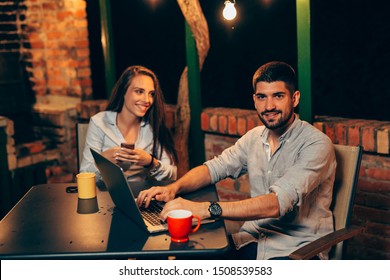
[175,0,209,177]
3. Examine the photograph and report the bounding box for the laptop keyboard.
[139,200,166,226]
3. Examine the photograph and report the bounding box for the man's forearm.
[220,193,280,220]
[173,165,212,194]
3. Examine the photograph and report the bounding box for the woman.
[80,65,177,183]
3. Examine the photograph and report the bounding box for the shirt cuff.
[269,184,298,217]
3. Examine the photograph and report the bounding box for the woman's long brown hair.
[106,65,178,164]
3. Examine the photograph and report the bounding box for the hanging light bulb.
[223,0,237,21]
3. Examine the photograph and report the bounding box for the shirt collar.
[105,111,148,127]
[260,113,300,144]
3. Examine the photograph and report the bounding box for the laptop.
[90,148,168,233]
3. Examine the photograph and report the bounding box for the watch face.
[209,202,222,217]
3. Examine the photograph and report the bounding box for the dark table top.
[0,182,229,259]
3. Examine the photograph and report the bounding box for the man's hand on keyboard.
[136,184,178,208]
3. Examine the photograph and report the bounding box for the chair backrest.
[330,144,363,259]
[76,122,89,172]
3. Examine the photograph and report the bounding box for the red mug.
[167,210,201,242]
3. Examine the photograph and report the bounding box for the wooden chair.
[289,144,364,260]
[76,122,89,172]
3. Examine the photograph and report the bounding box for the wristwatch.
[208,201,222,219]
[150,160,161,172]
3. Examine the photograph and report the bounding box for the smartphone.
[120,143,135,149]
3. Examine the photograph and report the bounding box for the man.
[137,61,336,260]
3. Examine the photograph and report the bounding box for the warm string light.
[223,0,237,21]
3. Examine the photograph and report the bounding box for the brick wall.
[1,115,61,171]
[0,0,92,99]
[1,0,92,181]
[314,116,390,259]
[201,107,390,260]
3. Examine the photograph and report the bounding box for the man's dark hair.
[252,61,297,94]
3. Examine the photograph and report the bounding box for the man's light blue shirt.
[205,115,336,259]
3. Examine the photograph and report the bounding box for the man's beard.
[258,109,294,130]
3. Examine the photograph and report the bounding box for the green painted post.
[296,0,312,123]
[99,0,116,99]
[185,22,205,167]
